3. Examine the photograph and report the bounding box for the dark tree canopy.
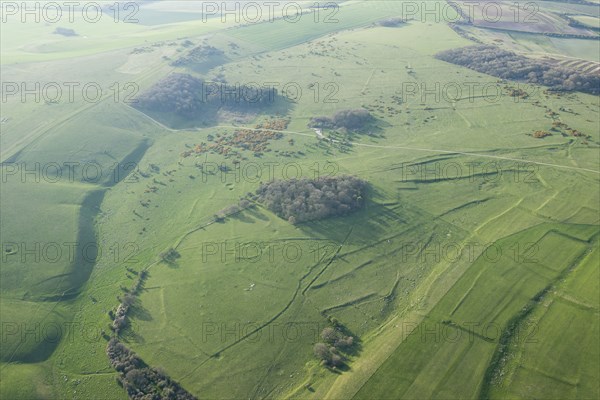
[135,73,206,117]
[255,176,367,223]
[53,27,78,36]
[170,45,224,67]
[313,326,356,368]
[377,18,405,27]
[135,73,281,120]
[309,108,373,131]
[435,45,600,95]
[107,338,196,400]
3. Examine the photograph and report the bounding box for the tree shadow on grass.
[119,297,152,344]
[244,206,270,222]
[297,201,405,246]
[162,259,180,269]
[120,322,145,345]
[129,300,153,322]
[230,212,256,224]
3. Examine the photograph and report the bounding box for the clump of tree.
[377,17,405,27]
[160,248,180,264]
[171,45,225,67]
[313,326,356,369]
[53,27,78,36]
[532,130,551,138]
[221,204,240,215]
[111,300,130,334]
[255,176,367,223]
[435,45,600,95]
[110,268,150,335]
[106,338,196,400]
[212,199,256,223]
[309,108,373,131]
[213,205,238,222]
[135,73,206,118]
[134,73,283,122]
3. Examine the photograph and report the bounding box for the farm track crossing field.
[354,224,599,400]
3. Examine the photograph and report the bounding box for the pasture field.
[458,25,600,61]
[353,223,599,400]
[0,1,598,399]
[452,0,597,35]
[489,242,600,400]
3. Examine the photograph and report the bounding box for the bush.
[125,369,148,390]
[313,343,331,362]
[335,336,354,349]
[321,327,338,343]
[330,354,344,367]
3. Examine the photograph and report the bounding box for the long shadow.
[134,85,294,130]
[230,213,256,224]
[244,206,270,222]
[128,298,153,322]
[297,202,405,246]
[13,137,152,363]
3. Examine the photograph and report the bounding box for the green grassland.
[353,223,598,400]
[489,241,600,399]
[0,7,237,64]
[461,25,600,62]
[1,1,598,399]
[451,0,600,63]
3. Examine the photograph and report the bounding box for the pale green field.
[572,15,600,29]
[459,25,600,62]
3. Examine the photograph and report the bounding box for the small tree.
[125,369,148,390]
[330,354,343,367]
[313,343,331,363]
[160,248,180,263]
[335,335,354,349]
[122,293,136,308]
[321,327,338,344]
